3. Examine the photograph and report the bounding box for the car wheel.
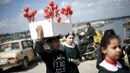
[21,58,28,69]
[87,53,96,60]
[87,55,93,60]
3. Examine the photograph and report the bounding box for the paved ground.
[3,60,98,73]
[79,60,98,73]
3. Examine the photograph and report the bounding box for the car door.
[26,40,35,61]
[22,41,32,62]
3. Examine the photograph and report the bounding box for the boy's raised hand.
[36,25,43,40]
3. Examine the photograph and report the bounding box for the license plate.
[0,58,7,65]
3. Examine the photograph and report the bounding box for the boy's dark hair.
[46,36,60,43]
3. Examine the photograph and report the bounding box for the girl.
[96,29,116,69]
[60,33,81,73]
[98,30,129,73]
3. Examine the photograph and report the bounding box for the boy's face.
[50,38,60,50]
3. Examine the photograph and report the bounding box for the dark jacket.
[60,44,81,73]
[85,27,96,41]
[35,40,69,73]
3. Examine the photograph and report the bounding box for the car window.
[12,42,19,49]
[0,42,19,52]
[27,40,33,47]
[22,41,29,49]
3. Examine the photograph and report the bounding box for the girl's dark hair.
[65,33,75,38]
[100,29,119,49]
[104,29,116,36]
[86,22,91,26]
[100,34,120,49]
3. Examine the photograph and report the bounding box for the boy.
[35,26,69,73]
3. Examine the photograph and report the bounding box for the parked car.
[0,39,35,71]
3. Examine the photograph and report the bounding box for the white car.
[0,39,35,71]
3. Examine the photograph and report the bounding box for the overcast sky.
[0,0,130,34]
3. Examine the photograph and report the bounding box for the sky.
[0,0,130,34]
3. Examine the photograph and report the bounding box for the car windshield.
[0,42,19,52]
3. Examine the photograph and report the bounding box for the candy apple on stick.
[43,0,62,23]
[23,7,37,23]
